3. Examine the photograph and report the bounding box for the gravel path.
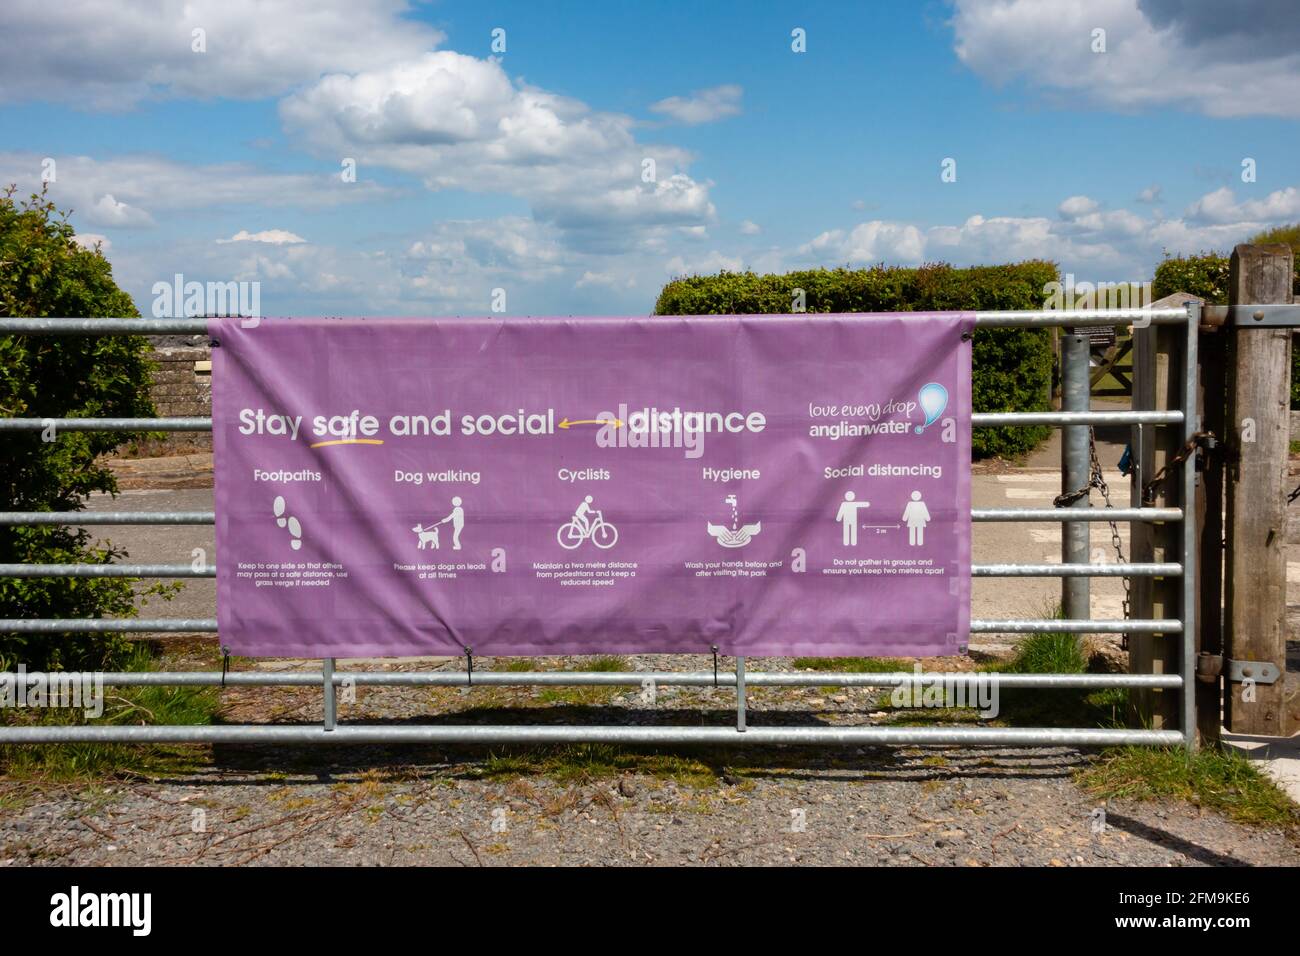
[3,651,1298,867]
[3,746,1297,867]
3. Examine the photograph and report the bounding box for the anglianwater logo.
[49,886,151,936]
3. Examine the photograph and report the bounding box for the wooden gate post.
[1224,243,1294,736]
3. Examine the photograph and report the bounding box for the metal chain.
[1086,432,1131,621]
[1288,483,1300,505]
[1141,431,1214,504]
[1054,428,1216,648]
[1052,428,1131,634]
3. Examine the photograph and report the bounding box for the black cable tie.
[220,645,230,687]
[711,645,719,687]
[465,646,473,686]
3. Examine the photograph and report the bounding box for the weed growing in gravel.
[575,656,629,672]
[466,744,718,787]
[536,686,619,706]
[1000,632,1089,675]
[791,657,910,673]
[0,645,219,781]
[1077,746,1300,828]
[970,623,1126,729]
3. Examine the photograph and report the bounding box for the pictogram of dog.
[412,523,440,549]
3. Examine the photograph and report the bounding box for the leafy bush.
[1151,252,1231,305]
[1154,245,1300,407]
[0,186,158,670]
[654,262,1059,458]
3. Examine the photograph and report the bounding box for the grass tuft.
[0,645,220,781]
[535,686,618,706]
[792,657,910,673]
[1002,632,1089,675]
[970,621,1124,728]
[469,744,717,787]
[578,656,629,672]
[1078,746,1300,828]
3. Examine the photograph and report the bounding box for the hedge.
[654,262,1059,458]
[1152,252,1300,407]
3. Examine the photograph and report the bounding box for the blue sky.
[2,0,1298,317]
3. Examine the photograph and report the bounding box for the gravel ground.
[2,650,1298,867]
[3,746,1297,867]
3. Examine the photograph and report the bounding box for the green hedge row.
[1152,253,1300,407]
[654,262,1059,458]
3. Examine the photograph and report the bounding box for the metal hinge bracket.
[1225,659,1280,685]
[1201,304,1300,328]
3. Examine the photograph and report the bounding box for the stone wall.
[147,334,212,449]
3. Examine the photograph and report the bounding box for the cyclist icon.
[558,495,619,550]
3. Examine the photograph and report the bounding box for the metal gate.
[0,307,1199,749]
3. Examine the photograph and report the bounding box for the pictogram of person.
[439,496,465,550]
[901,490,931,546]
[835,491,871,546]
[573,495,598,534]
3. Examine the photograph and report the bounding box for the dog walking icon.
[411,496,465,551]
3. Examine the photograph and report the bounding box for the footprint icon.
[272,495,303,550]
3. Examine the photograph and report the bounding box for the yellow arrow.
[559,417,623,429]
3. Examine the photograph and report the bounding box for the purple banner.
[210,314,973,658]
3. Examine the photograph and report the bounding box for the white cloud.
[739,219,761,235]
[1058,195,1099,218]
[96,180,1300,321]
[280,51,716,250]
[87,193,154,228]
[951,0,1300,117]
[240,255,295,282]
[649,84,743,125]
[0,0,443,108]
[403,218,566,281]
[106,216,581,317]
[664,251,745,277]
[788,184,1300,280]
[575,270,635,290]
[218,229,308,245]
[801,222,927,264]
[0,152,392,233]
[1137,185,1162,203]
[3,7,715,254]
[1185,186,1300,224]
[72,233,111,252]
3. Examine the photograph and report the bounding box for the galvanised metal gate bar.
[0,307,1199,748]
[0,563,1185,577]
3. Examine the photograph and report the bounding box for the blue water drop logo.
[915,382,948,434]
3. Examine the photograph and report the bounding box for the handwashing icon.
[706,494,761,548]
